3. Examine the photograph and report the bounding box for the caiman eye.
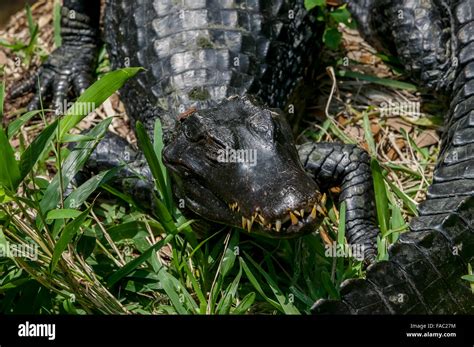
[183,119,205,142]
[248,112,273,137]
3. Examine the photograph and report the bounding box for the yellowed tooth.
[317,205,327,216]
[310,204,317,219]
[275,219,282,232]
[321,193,327,205]
[247,218,253,232]
[300,209,305,218]
[289,211,298,225]
[294,210,301,217]
[242,217,247,230]
[258,215,265,224]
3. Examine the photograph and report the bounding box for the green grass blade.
[107,233,174,287]
[156,269,188,314]
[135,121,170,208]
[239,257,281,311]
[50,206,91,272]
[362,112,376,156]
[7,110,43,139]
[243,252,300,314]
[337,201,346,245]
[320,269,340,299]
[182,261,207,311]
[217,263,242,314]
[221,231,238,278]
[371,159,390,236]
[337,70,417,91]
[59,67,142,139]
[385,178,418,216]
[19,119,58,181]
[53,0,62,48]
[153,119,174,209]
[25,4,36,37]
[0,79,4,123]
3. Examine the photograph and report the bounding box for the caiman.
[9,0,474,313]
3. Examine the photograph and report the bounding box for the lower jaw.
[246,220,322,239]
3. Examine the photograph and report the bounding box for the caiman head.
[163,96,325,238]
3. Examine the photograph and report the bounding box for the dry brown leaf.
[415,130,439,148]
[386,117,413,133]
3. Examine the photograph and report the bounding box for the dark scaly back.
[104,0,320,140]
[314,0,474,314]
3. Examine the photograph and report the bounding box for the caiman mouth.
[226,192,327,238]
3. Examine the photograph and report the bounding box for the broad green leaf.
[59,67,143,139]
[50,206,91,272]
[64,167,120,209]
[0,128,21,191]
[107,221,156,242]
[46,208,82,220]
[60,134,96,143]
[304,0,325,11]
[40,117,112,214]
[330,6,351,24]
[323,27,342,50]
[232,292,256,314]
[461,275,474,282]
[19,119,58,181]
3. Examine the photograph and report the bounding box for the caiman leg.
[9,0,99,110]
[298,142,379,263]
[75,131,155,210]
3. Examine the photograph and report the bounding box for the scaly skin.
[313,0,474,314]
[8,0,473,313]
